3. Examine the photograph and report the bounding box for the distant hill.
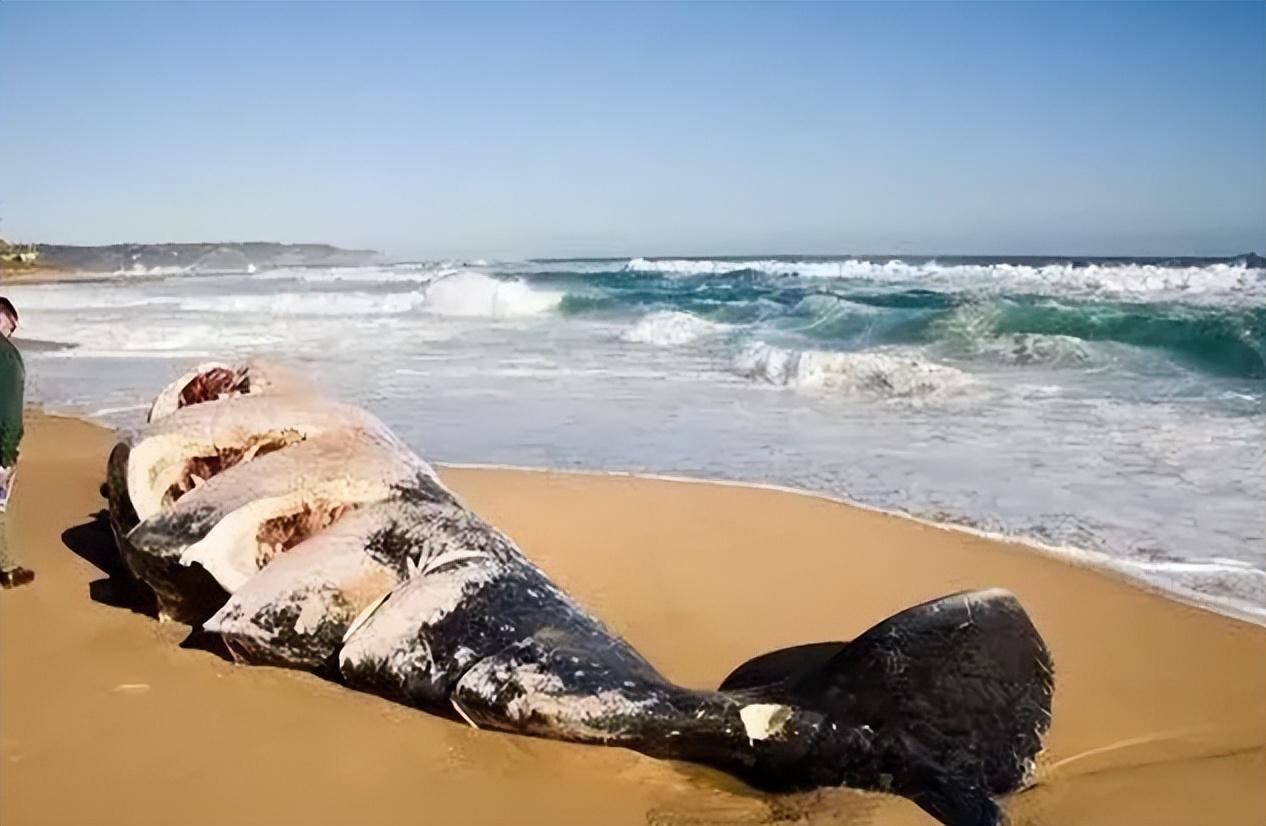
[33,242,378,273]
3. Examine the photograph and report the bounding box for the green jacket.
[0,336,24,467]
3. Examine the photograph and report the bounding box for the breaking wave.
[926,299,1266,378]
[249,264,454,284]
[8,254,1264,622]
[422,272,562,318]
[621,311,728,346]
[734,342,974,397]
[624,257,1266,301]
[968,333,1096,367]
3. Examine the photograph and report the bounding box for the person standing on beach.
[0,297,34,588]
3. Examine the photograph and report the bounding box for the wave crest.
[974,333,1095,366]
[621,311,726,346]
[422,272,561,318]
[624,257,1266,301]
[735,342,973,397]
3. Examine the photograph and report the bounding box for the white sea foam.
[621,311,727,346]
[2,287,182,312]
[735,342,973,397]
[625,257,1266,302]
[250,264,458,284]
[113,264,193,277]
[176,291,426,316]
[9,259,1262,620]
[421,271,562,317]
[1070,555,1265,621]
[34,320,290,357]
[972,333,1096,366]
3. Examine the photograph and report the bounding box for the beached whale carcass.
[145,358,315,422]
[106,361,1054,826]
[107,389,420,624]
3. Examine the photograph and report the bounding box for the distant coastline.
[0,242,378,280]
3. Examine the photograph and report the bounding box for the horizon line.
[16,240,1264,263]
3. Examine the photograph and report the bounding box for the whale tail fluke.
[723,588,1053,826]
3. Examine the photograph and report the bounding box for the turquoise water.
[7,254,1264,618]
[547,272,1265,380]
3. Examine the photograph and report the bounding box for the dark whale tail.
[450,586,1051,826]
[724,588,1053,826]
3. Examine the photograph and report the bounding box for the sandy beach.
[0,269,101,286]
[1,412,1262,826]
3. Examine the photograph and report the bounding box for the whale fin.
[719,640,847,693]
[722,589,1053,826]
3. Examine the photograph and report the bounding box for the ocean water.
[6,255,1264,619]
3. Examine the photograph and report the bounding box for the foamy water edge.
[437,460,1266,627]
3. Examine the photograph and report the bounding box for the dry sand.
[1,413,1262,825]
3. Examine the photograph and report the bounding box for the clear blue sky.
[1,1,1262,258]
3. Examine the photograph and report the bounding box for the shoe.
[0,567,35,589]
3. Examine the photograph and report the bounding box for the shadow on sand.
[60,510,234,661]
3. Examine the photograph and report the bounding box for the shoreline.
[6,256,1263,629]
[0,267,87,285]
[436,460,1266,627]
[1,269,174,286]
[36,393,1266,627]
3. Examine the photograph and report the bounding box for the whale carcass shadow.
[61,511,234,662]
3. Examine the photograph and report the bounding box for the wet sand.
[1,413,1262,825]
